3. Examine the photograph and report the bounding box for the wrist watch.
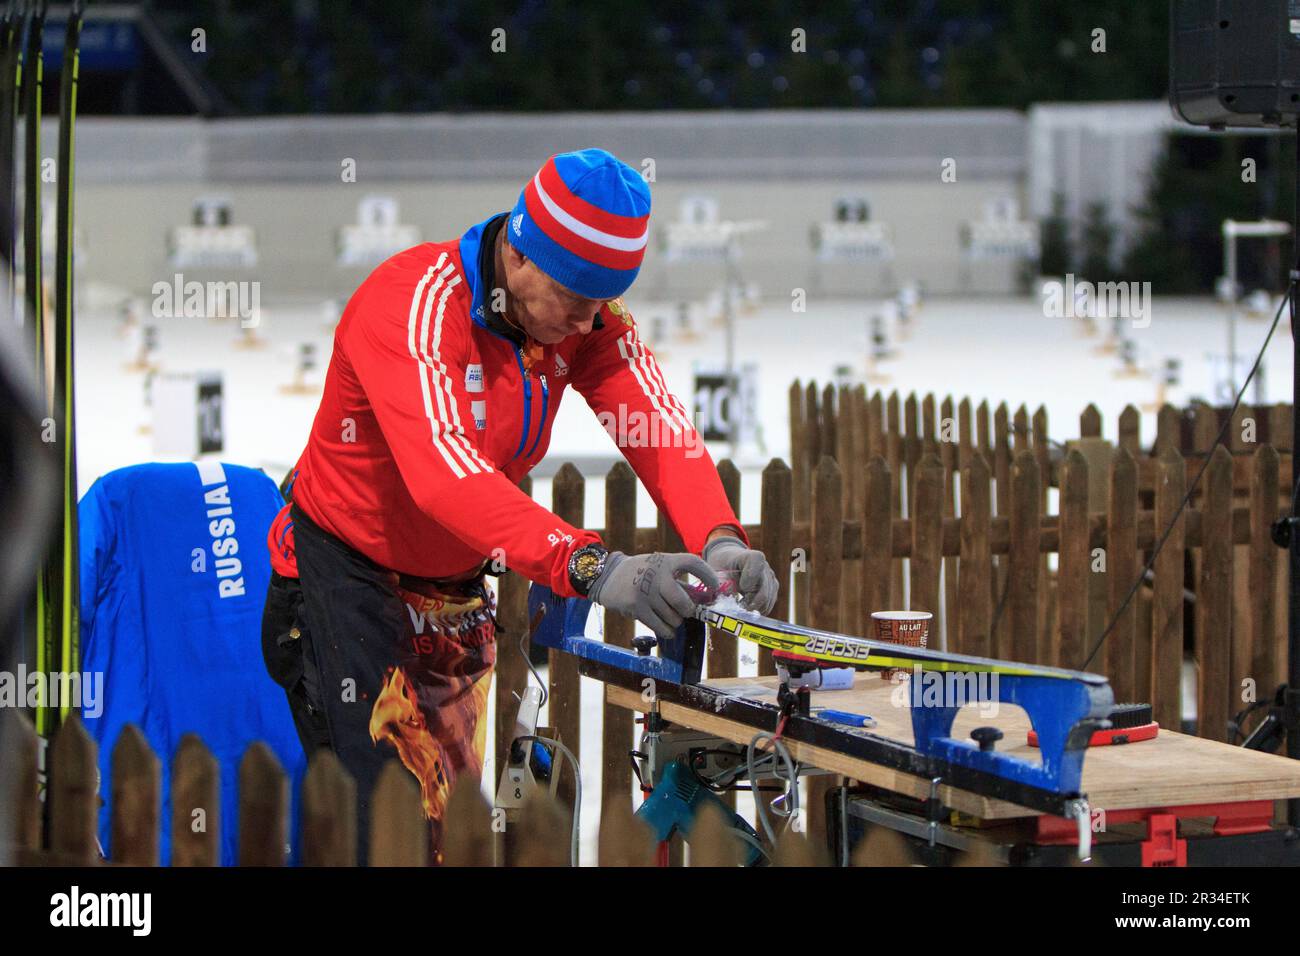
[568,543,610,597]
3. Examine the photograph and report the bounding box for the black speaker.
[1170,0,1300,128]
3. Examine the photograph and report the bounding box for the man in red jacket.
[261,148,776,860]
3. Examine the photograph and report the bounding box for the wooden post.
[811,456,844,632]
[958,397,974,471]
[887,391,904,608]
[820,383,838,464]
[516,790,573,866]
[550,464,585,823]
[807,456,844,846]
[1270,403,1293,453]
[1008,450,1041,663]
[1197,446,1233,741]
[1080,403,1102,439]
[840,393,865,635]
[1192,402,1218,453]
[602,461,637,816]
[904,392,921,489]
[1118,404,1141,459]
[238,742,288,866]
[759,459,794,676]
[1229,404,1251,454]
[862,456,893,623]
[795,384,820,627]
[1057,450,1090,670]
[597,798,656,866]
[773,827,828,867]
[441,777,495,866]
[369,761,429,866]
[958,454,993,658]
[690,802,745,867]
[1032,405,1052,656]
[868,391,885,459]
[1071,435,1114,666]
[110,725,161,865]
[910,454,943,621]
[852,386,870,519]
[1154,404,1181,458]
[1152,449,1187,731]
[301,750,357,866]
[495,474,532,811]
[922,393,938,459]
[1107,448,1139,704]
[976,399,991,464]
[1013,405,1030,455]
[0,712,40,857]
[48,716,99,865]
[940,395,959,650]
[172,733,220,866]
[993,403,1012,656]
[789,380,805,487]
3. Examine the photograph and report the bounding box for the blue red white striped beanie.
[508,148,651,300]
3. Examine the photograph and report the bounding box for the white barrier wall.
[30,110,1043,300]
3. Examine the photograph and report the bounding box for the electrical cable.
[516,733,581,867]
[520,629,547,708]
[747,730,800,846]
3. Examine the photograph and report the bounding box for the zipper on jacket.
[526,374,549,458]
[511,347,532,462]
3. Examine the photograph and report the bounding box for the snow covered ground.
[76,286,1294,511]
[70,285,1295,862]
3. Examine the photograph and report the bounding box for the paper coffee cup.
[871,610,932,680]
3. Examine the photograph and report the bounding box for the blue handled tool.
[635,761,763,866]
[815,708,876,728]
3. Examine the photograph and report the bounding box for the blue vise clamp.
[906,661,1114,798]
[527,584,706,685]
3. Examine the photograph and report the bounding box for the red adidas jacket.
[276,214,744,597]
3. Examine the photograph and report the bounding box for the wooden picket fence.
[0,710,947,867]
[789,382,1294,740]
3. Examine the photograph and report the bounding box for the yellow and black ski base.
[696,604,1110,686]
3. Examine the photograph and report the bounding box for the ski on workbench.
[695,605,1110,684]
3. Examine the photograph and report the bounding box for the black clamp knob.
[971,726,1003,753]
[632,635,657,657]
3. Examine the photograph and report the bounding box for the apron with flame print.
[366,573,496,857]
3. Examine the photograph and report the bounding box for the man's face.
[502,239,607,345]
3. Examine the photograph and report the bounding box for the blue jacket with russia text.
[79,461,305,865]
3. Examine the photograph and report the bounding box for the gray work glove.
[588,551,719,641]
[702,536,779,614]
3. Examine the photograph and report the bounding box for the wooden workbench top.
[607,673,1300,819]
